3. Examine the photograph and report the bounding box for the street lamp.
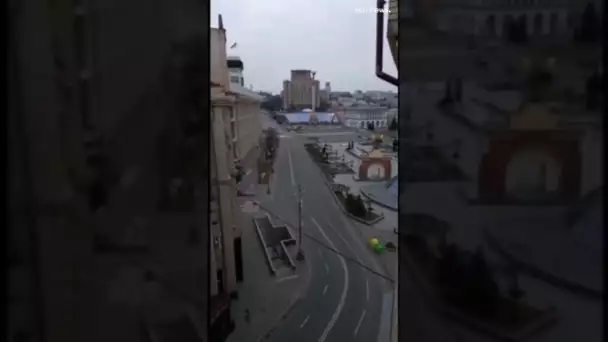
[310,71,318,124]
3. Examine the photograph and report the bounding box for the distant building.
[323,82,332,102]
[281,70,320,110]
[406,0,601,40]
[343,106,390,129]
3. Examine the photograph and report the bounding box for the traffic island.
[332,188,384,225]
[400,234,558,342]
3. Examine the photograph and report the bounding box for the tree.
[388,118,398,131]
[265,128,279,158]
[261,95,283,112]
[353,195,368,218]
[317,100,330,112]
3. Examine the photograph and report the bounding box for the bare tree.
[264,127,279,159]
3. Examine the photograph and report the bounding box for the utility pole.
[296,184,304,261]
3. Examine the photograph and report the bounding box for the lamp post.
[310,71,317,124]
[296,184,304,260]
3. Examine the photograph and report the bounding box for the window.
[230,76,240,84]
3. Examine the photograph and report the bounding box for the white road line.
[312,218,349,342]
[288,148,296,187]
[353,310,367,336]
[276,275,299,283]
[365,279,369,302]
[324,263,329,274]
[323,285,328,296]
[336,231,363,264]
[300,315,310,329]
[335,211,388,284]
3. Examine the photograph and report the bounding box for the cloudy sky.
[211,0,398,94]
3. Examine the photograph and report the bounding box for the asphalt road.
[259,117,472,342]
[261,128,392,342]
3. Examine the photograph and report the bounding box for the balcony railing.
[375,0,398,86]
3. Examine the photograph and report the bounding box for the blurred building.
[226,56,264,162]
[8,0,213,341]
[343,106,390,129]
[281,69,320,110]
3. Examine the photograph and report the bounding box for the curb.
[256,251,313,342]
[360,187,398,212]
[325,181,386,226]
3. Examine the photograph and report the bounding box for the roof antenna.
[218,14,224,30]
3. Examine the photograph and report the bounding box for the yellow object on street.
[369,238,379,248]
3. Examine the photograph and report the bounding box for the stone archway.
[367,163,386,180]
[505,148,562,200]
[358,151,392,181]
[478,130,581,203]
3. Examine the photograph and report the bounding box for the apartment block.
[282,69,321,110]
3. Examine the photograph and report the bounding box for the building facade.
[226,57,264,162]
[282,69,321,110]
[9,0,212,341]
[343,106,390,129]
[404,0,602,40]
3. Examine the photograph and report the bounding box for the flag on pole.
[230,42,237,49]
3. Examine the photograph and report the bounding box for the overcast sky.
[211,0,398,94]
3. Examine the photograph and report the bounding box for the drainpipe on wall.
[375,0,398,86]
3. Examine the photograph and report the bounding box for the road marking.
[336,231,363,264]
[353,310,367,336]
[276,275,299,283]
[324,263,329,274]
[323,285,328,295]
[365,279,369,302]
[288,148,296,187]
[300,315,310,329]
[335,211,389,284]
[312,218,349,342]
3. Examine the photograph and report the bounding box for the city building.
[343,106,390,129]
[226,56,264,162]
[9,0,210,341]
[324,81,332,101]
[227,56,245,86]
[281,69,320,110]
[211,18,251,341]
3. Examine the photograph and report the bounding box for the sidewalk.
[228,196,311,342]
[237,145,262,194]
